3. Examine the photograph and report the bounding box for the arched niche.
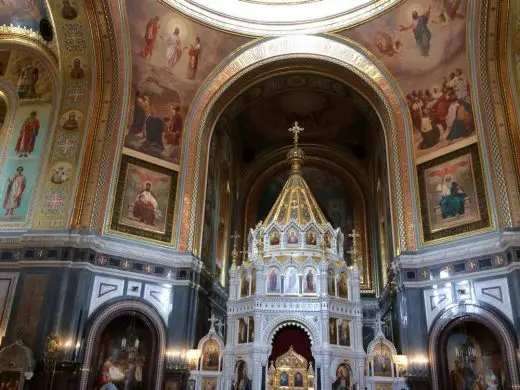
[0,41,58,227]
[177,35,416,256]
[79,300,167,390]
[429,305,520,390]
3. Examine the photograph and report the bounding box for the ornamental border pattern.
[32,0,95,229]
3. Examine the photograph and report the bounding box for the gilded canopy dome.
[247,122,344,261]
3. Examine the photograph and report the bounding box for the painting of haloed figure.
[119,161,172,234]
[423,152,480,233]
[372,344,392,377]
[95,315,151,390]
[123,0,248,166]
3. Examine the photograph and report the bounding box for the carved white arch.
[366,333,397,358]
[197,328,225,372]
[429,303,520,390]
[264,315,319,348]
[79,300,167,390]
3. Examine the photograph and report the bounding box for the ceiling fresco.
[122,0,249,169]
[341,0,475,164]
[0,0,49,31]
[217,74,375,163]
[166,0,401,35]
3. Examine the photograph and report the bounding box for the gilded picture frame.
[110,154,177,242]
[417,143,490,243]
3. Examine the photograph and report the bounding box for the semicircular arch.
[177,34,416,255]
[264,316,319,348]
[79,299,167,390]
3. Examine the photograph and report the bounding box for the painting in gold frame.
[110,155,177,242]
[417,143,489,243]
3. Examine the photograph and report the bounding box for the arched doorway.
[176,35,417,257]
[91,313,154,390]
[439,321,504,390]
[429,306,520,390]
[79,300,166,390]
[268,325,314,390]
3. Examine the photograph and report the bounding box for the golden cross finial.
[231,231,240,250]
[288,121,304,147]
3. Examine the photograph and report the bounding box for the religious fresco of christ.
[166,27,185,68]
[399,5,432,57]
[140,16,160,60]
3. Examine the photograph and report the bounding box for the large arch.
[176,34,417,256]
[428,304,520,390]
[78,299,167,390]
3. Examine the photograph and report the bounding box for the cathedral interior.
[0,0,518,389]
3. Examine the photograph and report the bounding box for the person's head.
[63,0,70,6]
[69,113,76,120]
[16,167,23,174]
[433,87,438,94]
[145,182,152,191]
[456,68,462,76]
[196,36,200,43]
[445,175,452,183]
[155,16,159,21]
[30,111,37,117]
[174,27,179,35]
[450,72,455,79]
[74,58,81,67]
[412,10,418,19]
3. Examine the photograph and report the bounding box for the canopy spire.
[287,121,305,173]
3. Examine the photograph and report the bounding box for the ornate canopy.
[247,122,345,262]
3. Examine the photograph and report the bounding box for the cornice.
[397,231,519,267]
[0,232,202,268]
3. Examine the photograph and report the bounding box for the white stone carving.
[474,278,513,322]
[126,281,142,297]
[89,276,125,316]
[423,285,453,329]
[143,283,172,324]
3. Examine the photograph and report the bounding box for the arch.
[264,316,319,349]
[79,299,167,390]
[0,39,60,228]
[428,304,520,390]
[176,34,416,255]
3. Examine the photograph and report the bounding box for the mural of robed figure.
[15,111,40,157]
[133,182,159,226]
[3,167,26,216]
[399,6,432,57]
